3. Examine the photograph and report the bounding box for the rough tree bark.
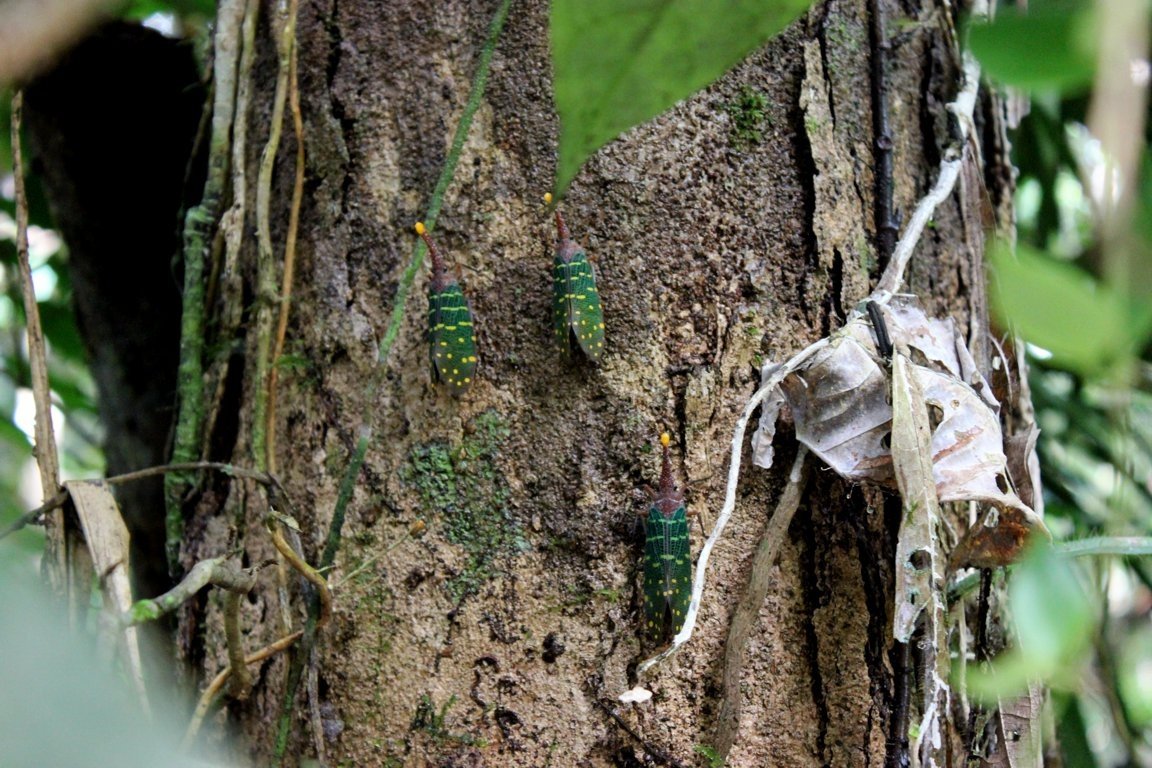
[31,0,1025,765]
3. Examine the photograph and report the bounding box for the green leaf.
[551,0,811,194]
[693,743,724,768]
[967,5,1096,91]
[121,0,216,19]
[1053,693,1098,768]
[1009,543,1093,670]
[964,542,1094,700]
[989,242,1152,378]
[0,413,31,453]
[1120,624,1152,727]
[1134,154,1152,263]
[39,303,86,364]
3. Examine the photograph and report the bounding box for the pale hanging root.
[636,340,828,676]
[715,447,809,757]
[182,630,304,750]
[634,37,986,686]
[266,0,306,477]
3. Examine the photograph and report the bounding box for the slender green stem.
[322,429,371,572]
[948,536,1152,602]
[166,0,247,576]
[375,0,514,368]
[1056,536,1152,558]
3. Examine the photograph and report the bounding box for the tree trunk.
[37,0,1022,765]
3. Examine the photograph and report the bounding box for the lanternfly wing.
[417,221,478,395]
[545,194,605,363]
[643,500,691,640]
[428,281,477,395]
[642,433,691,641]
[553,239,605,362]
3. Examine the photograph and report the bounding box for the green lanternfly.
[545,193,605,362]
[643,432,692,642]
[416,222,478,395]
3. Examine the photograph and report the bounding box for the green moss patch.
[723,85,771,147]
[404,411,524,601]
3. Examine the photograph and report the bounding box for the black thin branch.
[869,0,897,268]
[594,699,685,768]
[0,461,292,542]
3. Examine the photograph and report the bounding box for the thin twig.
[10,88,66,589]
[0,461,289,542]
[252,0,299,473]
[0,489,67,541]
[716,447,809,758]
[868,0,896,267]
[332,524,417,588]
[11,92,62,499]
[108,460,277,489]
[266,5,306,477]
[10,90,60,501]
[267,514,332,630]
[637,338,829,676]
[594,699,685,767]
[122,556,256,627]
[182,630,304,750]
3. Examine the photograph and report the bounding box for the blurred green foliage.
[973,0,1152,763]
[0,141,102,558]
[969,3,1097,91]
[0,0,214,559]
[989,242,1152,377]
[121,0,215,20]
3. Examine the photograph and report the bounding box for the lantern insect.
[544,193,605,362]
[642,432,692,642]
[415,222,478,395]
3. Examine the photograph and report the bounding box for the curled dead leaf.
[752,296,1048,567]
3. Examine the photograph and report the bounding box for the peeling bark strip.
[890,353,949,765]
[715,448,809,759]
[800,37,873,317]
